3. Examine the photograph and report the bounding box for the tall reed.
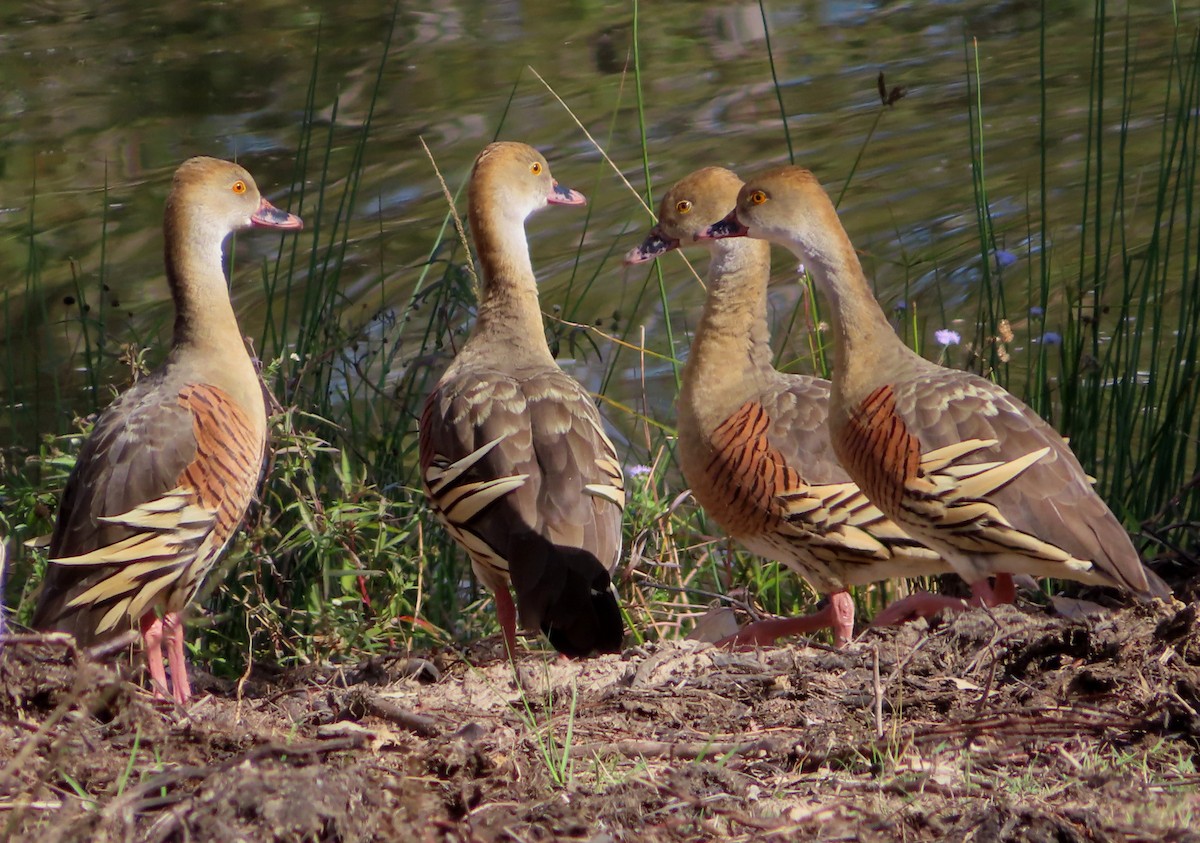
[963,1,1199,567]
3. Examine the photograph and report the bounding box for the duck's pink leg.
[871,574,1018,629]
[828,589,855,647]
[495,589,519,660]
[871,593,969,627]
[717,589,857,649]
[163,612,192,704]
[989,573,1016,605]
[139,612,170,699]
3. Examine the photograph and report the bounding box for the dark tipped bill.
[698,211,748,241]
[623,228,679,265]
[547,180,587,206]
[251,197,304,230]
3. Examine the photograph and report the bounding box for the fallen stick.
[569,735,793,760]
[344,688,440,737]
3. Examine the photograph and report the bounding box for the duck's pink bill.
[548,181,587,206]
[252,197,304,230]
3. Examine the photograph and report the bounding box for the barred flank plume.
[34,381,265,642]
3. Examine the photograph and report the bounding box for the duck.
[419,141,625,658]
[626,167,947,647]
[32,157,303,703]
[700,165,1170,621]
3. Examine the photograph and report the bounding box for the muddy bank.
[2,600,1199,842]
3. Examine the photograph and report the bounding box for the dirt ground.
[2,592,1200,843]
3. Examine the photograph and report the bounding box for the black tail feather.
[542,579,624,657]
[507,532,625,657]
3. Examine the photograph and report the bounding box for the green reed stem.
[836,109,884,210]
[758,0,794,164]
[632,0,680,392]
[965,36,1005,383]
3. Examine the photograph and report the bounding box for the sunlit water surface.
[0,1,1191,459]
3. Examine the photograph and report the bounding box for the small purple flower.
[894,299,907,312]
[935,329,961,347]
[626,464,652,478]
[1040,331,1062,346]
[994,249,1018,268]
[1029,306,1045,318]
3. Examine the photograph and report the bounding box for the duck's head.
[699,165,828,250]
[168,157,303,235]
[624,166,743,265]
[469,142,585,225]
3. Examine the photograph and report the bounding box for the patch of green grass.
[513,674,579,790]
[59,772,97,813]
[589,753,650,790]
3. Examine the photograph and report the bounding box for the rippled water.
[0,1,1190,450]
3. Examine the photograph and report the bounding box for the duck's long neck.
[164,209,248,357]
[466,204,555,364]
[789,206,912,395]
[678,238,778,438]
[162,205,265,431]
[682,238,774,397]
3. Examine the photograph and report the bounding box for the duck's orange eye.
[232,180,247,195]
[749,190,767,205]
[675,199,692,214]
[530,161,543,175]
